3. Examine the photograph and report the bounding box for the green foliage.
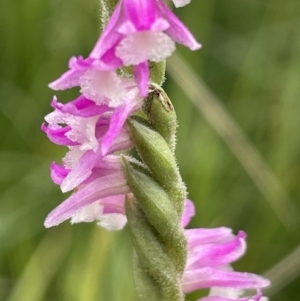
[0,0,300,300]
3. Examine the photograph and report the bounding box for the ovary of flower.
[79,68,126,107]
[115,31,176,66]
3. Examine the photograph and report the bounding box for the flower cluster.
[44,0,200,228]
[49,0,201,99]
[181,201,269,301]
[43,0,270,300]
[42,91,142,229]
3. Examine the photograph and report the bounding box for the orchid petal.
[101,88,141,155]
[50,162,70,185]
[105,128,133,154]
[186,231,247,269]
[100,195,126,215]
[52,95,111,117]
[185,227,234,248]
[157,0,201,50]
[172,0,191,8]
[181,199,195,227]
[49,57,87,90]
[41,123,78,146]
[61,127,133,193]
[123,0,158,31]
[133,62,149,97]
[61,147,102,192]
[80,155,125,185]
[182,267,270,293]
[96,212,127,230]
[70,195,127,230]
[100,47,123,67]
[79,69,126,107]
[199,288,265,301]
[44,172,130,228]
[90,0,124,59]
[116,31,175,65]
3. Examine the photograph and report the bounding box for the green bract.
[122,89,187,301]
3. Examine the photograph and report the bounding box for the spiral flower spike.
[122,85,187,301]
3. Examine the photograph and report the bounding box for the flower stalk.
[100,0,119,27]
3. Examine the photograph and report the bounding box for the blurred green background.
[0,0,300,300]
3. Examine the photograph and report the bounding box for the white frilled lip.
[172,0,191,8]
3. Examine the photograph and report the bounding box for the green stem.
[125,197,184,301]
[123,88,187,301]
[99,0,119,28]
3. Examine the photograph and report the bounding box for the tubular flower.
[90,0,201,96]
[43,86,142,192]
[49,57,138,107]
[48,0,200,100]
[181,200,270,301]
[43,85,143,229]
[44,155,132,230]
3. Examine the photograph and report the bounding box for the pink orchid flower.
[43,86,143,193]
[45,192,269,301]
[88,0,201,96]
[44,155,131,229]
[181,200,270,301]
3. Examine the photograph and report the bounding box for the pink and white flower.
[91,0,201,96]
[45,193,269,301]
[48,0,200,100]
[181,200,270,301]
[44,155,132,230]
[43,84,143,229]
[43,85,142,192]
[49,56,130,107]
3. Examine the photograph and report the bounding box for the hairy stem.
[123,87,187,301]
